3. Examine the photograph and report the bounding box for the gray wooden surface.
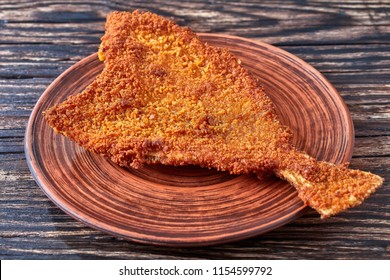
[1,0,389,259]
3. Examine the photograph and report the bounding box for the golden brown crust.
[45,10,285,174]
[277,152,383,218]
[44,10,383,218]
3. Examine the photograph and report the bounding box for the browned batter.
[44,11,383,218]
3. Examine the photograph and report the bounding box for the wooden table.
[1,0,389,259]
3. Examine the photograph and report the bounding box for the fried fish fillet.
[44,11,383,218]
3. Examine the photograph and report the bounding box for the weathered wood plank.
[1,0,389,45]
[1,0,389,26]
[353,136,390,158]
[0,44,96,62]
[281,45,390,73]
[1,21,389,46]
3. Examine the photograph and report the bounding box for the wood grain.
[1,0,389,45]
[1,0,389,259]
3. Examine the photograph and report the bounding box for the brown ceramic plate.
[25,34,354,247]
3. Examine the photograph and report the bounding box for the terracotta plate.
[25,34,354,247]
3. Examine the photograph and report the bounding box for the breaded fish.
[44,10,383,218]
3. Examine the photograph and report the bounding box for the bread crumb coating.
[44,10,383,218]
